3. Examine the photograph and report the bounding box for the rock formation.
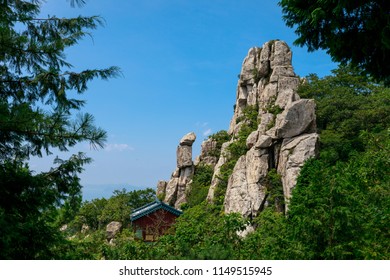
[219,40,318,216]
[106,221,122,241]
[157,40,319,216]
[194,138,219,168]
[158,132,196,209]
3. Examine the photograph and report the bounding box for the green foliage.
[251,67,262,84]
[0,153,91,259]
[56,188,156,260]
[0,1,120,259]
[287,132,390,259]
[152,202,247,260]
[298,64,390,163]
[277,65,390,259]
[99,188,155,227]
[208,130,231,157]
[264,169,284,212]
[56,194,83,226]
[100,229,151,260]
[241,209,292,259]
[236,105,259,125]
[186,165,214,207]
[213,160,235,206]
[209,130,230,143]
[93,202,246,260]
[279,0,390,84]
[57,230,107,260]
[70,198,108,231]
[264,96,283,116]
[266,104,283,116]
[239,132,390,260]
[68,188,156,231]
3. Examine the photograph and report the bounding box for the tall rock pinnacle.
[209,40,318,216]
[157,132,196,209]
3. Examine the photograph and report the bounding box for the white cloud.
[104,143,134,152]
[196,121,209,128]
[203,128,212,137]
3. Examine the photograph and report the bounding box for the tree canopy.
[298,64,390,163]
[279,0,390,84]
[0,0,119,259]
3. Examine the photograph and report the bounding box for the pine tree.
[279,0,390,84]
[0,0,120,259]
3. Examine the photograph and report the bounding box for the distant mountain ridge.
[82,184,147,201]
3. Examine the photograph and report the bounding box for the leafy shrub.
[68,188,155,231]
[236,104,259,125]
[152,202,247,259]
[286,132,390,259]
[208,130,231,158]
[186,164,214,207]
[264,169,284,212]
[298,64,390,163]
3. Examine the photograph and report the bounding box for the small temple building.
[130,200,182,241]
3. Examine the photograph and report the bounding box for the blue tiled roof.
[130,200,183,222]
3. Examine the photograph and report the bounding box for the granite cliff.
[157,40,319,217]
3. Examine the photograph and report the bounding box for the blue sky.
[29,0,336,200]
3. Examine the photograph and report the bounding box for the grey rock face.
[224,148,268,217]
[164,177,179,205]
[274,99,317,139]
[177,145,193,168]
[156,180,167,199]
[222,40,319,217]
[158,132,196,209]
[195,138,219,168]
[106,221,122,240]
[206,140,232,202]
[255,135,273,149]
[177,132,196,168]
[180,132,196,146]
[277,133,319,209]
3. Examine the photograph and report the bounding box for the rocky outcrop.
[277,133,319,208]
[223,148,269,217]
[194,138,219,168]
[106,221,122,241]
[272,99,317,139]
[205,40,318,217]
[222,40,318,217]
[81,224,90,234]
[156,180,167,200]
[206,140,232,202]
[157,40,319,218]
[159,132,196,209]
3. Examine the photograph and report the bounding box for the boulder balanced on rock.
[158,132,196,209]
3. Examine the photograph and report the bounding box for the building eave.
[130,200,182,222]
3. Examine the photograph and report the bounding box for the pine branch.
[68,0,87,8]
[0,111,107,156]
